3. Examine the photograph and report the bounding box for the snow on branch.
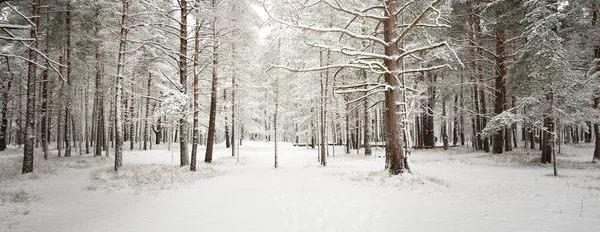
[306,42,392,60]
[393,0,443,45]
[334,83,391,95]
[262,2,388,46]
[269,63,373,73]
[322,0,388,21]
[0,24,30,30]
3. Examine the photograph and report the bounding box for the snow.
[1,142,600,231]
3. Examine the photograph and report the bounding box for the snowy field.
[1,141,600,232]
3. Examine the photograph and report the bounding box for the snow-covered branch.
[322,0,388,21]
[392,0,443,45]
[262,2,388,46]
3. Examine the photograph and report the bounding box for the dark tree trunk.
[453,94,459,146]
[541,93,555,164]
[319,50,326,166]
[178,0,189,166]
[585,122,592,143]
[143,74,151,151]
[64,0,72,157]
[492,28,507,154]
[423,74,436,148]
[442,97,448,150]
[205,0,218,163]
[225,90,230,149]
[592,6,600,162]
[23,0,41,174]
[345,102,350,154]
[0,60,13,152]
[129,80,135,150]
[363,70,371,156]
[154,116,162,145]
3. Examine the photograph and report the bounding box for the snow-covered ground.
[1,142,600,231]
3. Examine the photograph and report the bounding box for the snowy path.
[2,142,600,231]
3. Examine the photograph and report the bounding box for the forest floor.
[1,141,600,231]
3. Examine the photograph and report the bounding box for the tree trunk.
[144,74,151,151]
[423,74,436,148]
[231,42,236,157]
[319,50,326,166]
[592,6,600,162]
[23,0,41,174]
[363,70,372,156]
[224,89,230,149]
[442,97,448,150]
[154,116,162,145]
[274,38,281,168]
[453,94,459,146]
[541,94,554,164]
[191,15,200,171]
[114,0,129,171]
[178,0,189,166]
[345,101,350,154]
[129,80,135,150]
[492,28,507,154]
[1,59,13,151]
[383,0,405,174]
[64,0,73,157]
[205,0,218,163]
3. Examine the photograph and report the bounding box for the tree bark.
[592,5,600,162]
[231,42,236,157]
[144,74,151,151]
[23,0,41,174]
[363,70,372,156]
[205,0,218,163]
[442,97,448,150]
[178,0,189,166]
[1,59,13,151]
[492,28,507,154]
[423,74,436,148]
[114,0,129,171]
[319,50,326,166]
[129,79,135,150]
[383,0,405,175]
[191,14,200,171]
[64,0,73,157]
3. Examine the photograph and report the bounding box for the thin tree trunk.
[64,0,72,157]
[129,79,135,150]
[274,38,281,168]
[191,14,200,171]
[345,101,350,154]
[85,70,90,154]
[23,0,41,174]
[231,41,236,157]
[224,89,230,148]
[144,74,151,151]
[319,50,326,166]
[442,97,448,150]
[205,0,218,163]
[114,0,129,171]
[363,70,372,156]
[41,10,50,159]
[178,0,189,166]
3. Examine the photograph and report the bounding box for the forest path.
[4,142,600,231]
